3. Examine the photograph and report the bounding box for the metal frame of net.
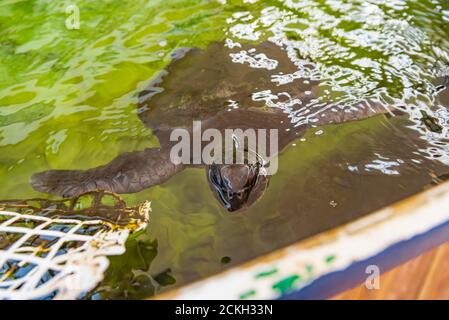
[0,191,150,300]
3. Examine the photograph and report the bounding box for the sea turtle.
[31,41,394,212]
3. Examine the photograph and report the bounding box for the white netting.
[0,192,150,300]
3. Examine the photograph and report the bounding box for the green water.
[1,0,449,299]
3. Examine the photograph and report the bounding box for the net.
[0,191,150,300]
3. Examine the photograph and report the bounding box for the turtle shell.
[137,41,318,140]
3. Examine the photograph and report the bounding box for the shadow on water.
[86,237,176,300]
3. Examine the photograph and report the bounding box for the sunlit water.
[0,0,449,299]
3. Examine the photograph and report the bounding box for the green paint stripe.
[325,255,336,264]
[239,289,256,300]
[255,268,278,279]
[272,274,301,295]
[305,264,313,274]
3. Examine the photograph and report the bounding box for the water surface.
[0,0,449,299]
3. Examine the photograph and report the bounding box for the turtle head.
[206,163,269,212]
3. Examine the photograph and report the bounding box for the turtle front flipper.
[31,148,183,197]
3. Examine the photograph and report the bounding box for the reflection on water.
[0,0,448,299]
[86,237,177,300]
